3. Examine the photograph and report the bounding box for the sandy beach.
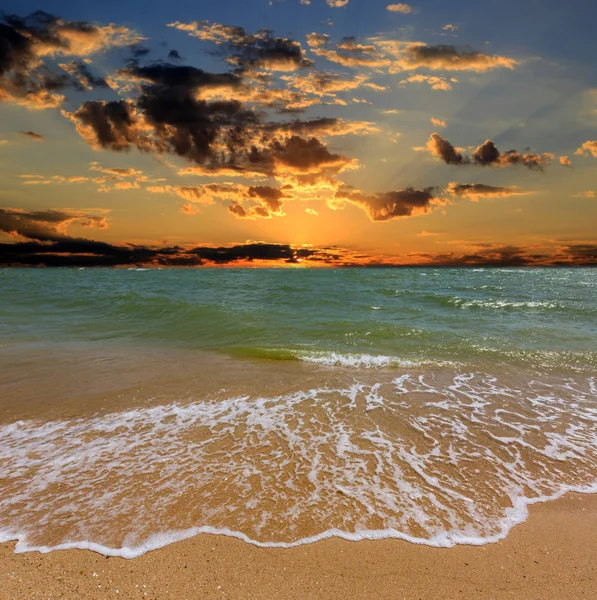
[1,492,595,600]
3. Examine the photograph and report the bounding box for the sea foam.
[1,373,596,557]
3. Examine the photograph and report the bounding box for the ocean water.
[0,267,596,556]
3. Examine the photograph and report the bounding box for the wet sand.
[1,493,595,600]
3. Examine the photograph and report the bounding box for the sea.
[0,267,596,557]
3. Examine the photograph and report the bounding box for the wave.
[1,373,596,557]
[227,347,458,368]
[4,484,597,558]
[226,346,597,372]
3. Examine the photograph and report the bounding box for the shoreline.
[1,492,595,599]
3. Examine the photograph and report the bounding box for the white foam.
[1,373,596,558]
[293,351,456,369]
[3,484,597,558]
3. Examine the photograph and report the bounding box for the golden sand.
[1,492,595,600]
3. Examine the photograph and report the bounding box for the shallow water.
[0,268,596,556]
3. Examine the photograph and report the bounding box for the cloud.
[381,42,517,73]
[575,140,597,158]
[0,234,335,266]
[400,74,454,91]
[58,60,108,91]
[16,162,153,191]
[305,33,330,49]
[409,242,597,267]
[149,182,288,218]
[168,21,313,72]
[472,139,554,170]
[442,24,459,32]
[446,182,533,201]
[420,133,554,170]
[572,190,595,198]
[267,135,357,179]
[89,163,144,178]
[64,60,362,184]
[262,117,379,138]
[20,174,90,185]
[281,72,368,96]
[62,100,151,152]
[559,155,572,167]
[17,130,45,141]
[423,132,467,164]
[431,118,446,128]
[3,211,596,267]
[0,11,141,109]
[0,208,107,241]
[336,186,438,221]
[327,0,349,7]
[307,35,390,69]
[387,4,413,14]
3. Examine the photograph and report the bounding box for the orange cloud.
[387,4,412,14]
[335,186,439,221]
[400,74,455,91]
[420,133,554,170]
[575,140,597,158]
[446,182,533,201]
[382,42,517,73]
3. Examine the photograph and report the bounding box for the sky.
[1,0,596,267]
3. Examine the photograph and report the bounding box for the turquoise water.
[1,267,596,371]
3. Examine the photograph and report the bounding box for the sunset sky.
[1,0,596,266]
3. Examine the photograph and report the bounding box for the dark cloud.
[267,136,352,174]
[126,62,239,89]
[134,68,257,165]
[0,205,345,265]
[66,100,147,152]
[559,244,597,263]
[387,43,517,72]
[226,185,286,218]
[129,44,150,59]
[0,235,321,267]
[2,213,596,267]
[0,208,107,242]
[472,140,553,170]
[248,186,285,212]
[228,203,248,218]
[261,116,378,138]
[168,49,182,61]
[336,186,437,221]
[306,33,390,69]
[168,21,313,72]
[425,132,467,164]
[422,133,554,170]
[59,60,108,91]
[0,11,140,108]
[0,239,155,267]
[446,182,532,200]
[17,130,45,141]
[65,62,265,167]
[336,37,378,55]
[66,61,356,181]
[409,243,597,267]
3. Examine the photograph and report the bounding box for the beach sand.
[1,492,595,600]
